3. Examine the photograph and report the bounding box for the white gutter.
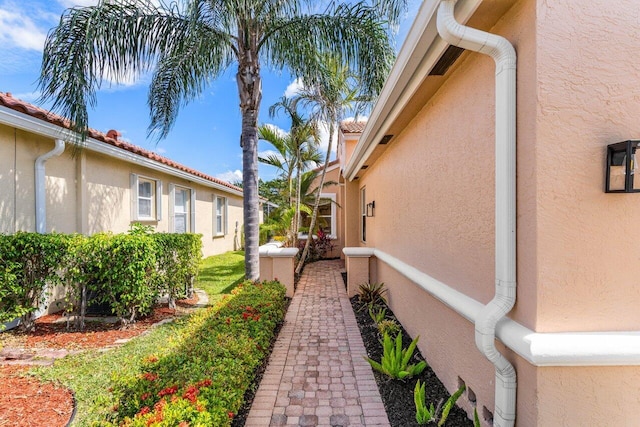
[0,106,244,198]
[437,1,517,426]
[35,139,65,233]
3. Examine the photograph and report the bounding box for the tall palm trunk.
[296,121,335,274]
[238,47,262,281]
[293,150,302,248]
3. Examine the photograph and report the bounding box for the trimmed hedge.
[106,280,287,427]
[0,232,73,331]
[0,228,203,329]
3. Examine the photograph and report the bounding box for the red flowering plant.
[108,280,286,427]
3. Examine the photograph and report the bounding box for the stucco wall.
[534,0,640,332]
[0,123,244,257]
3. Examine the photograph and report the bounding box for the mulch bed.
[351,297,473,427]
[0,295,199,427]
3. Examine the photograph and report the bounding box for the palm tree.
[294,55,371,273]
[38,0,401,280]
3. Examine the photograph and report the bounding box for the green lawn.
[31,250,248,426]
[197,250,245,302]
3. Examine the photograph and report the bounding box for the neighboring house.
[0,92,256,258]
[335,0,640,426]
[300,159,344,259]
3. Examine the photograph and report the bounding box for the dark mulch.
[351,297,473,427]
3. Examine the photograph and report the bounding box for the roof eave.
[344,0,483,181]
[0,105,245,198]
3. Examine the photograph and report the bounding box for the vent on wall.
[429,45,465,76]
[378,135,393,145]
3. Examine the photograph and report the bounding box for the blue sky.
[0,0,418,183]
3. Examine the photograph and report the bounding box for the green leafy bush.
[70,232,158,324]
[107,280,287,427]
[149,233,202,309]
[414,381,465,425]
[365,332,427,380]
[0,232,72,331]
[369,305,387,324]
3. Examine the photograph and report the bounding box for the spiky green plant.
[365,332,427,380]
[377,319,401,338]
[414,381,466,426]
[358,282,387,308]
[369,305,387,324]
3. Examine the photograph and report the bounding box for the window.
[131,174,162,221]
[360,187,366,242]
[169,185,195,233]
[214,195,227,236]
[301,193,337,238]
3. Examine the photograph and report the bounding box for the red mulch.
[0,296,199,427]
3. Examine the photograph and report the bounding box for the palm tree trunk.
[296,122,335,274]
[293,153,302,248]
[238,50,262,281]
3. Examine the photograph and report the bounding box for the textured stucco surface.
[348,0,640,424]
[537,366,640,426]
[0,123,244,257]
[534,0,640,331]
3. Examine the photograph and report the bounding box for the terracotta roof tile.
[0,92,243,194]
[340,120,367,133]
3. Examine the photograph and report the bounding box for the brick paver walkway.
[246,260,390,427]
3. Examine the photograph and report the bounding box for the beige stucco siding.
[534,0,640,332]
[0,123,244,258]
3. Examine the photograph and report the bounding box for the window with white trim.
[301,193,337,239]
[360,187,366,242]
[130,174,162,221]
[169,185,196,233]
[214,195,227,236]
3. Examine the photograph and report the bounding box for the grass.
[197,250,245,302]
[30,250,249,426]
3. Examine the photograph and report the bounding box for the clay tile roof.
[0,92,243,194]
[340,120,367,133]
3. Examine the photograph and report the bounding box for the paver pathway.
[246,260,391,427]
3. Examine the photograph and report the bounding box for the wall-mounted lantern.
[606,140,640,193]
[366,201,375,217]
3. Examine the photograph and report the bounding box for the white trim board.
[371,248,640,367]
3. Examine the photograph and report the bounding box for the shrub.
[0,232,72,331]
[365,332,427,380]
[107,280,287,427]
[149,233,202,309]
[70,232,158,325]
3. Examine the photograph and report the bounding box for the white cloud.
[156,147,167,154]
[283,78,304,98]
[317,121,338,154]
[217,169,243,183]
[0,8,47,51]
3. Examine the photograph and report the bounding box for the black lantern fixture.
[606,140,640,193]
[366,201,375,217]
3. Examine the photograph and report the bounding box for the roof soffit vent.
[379,135,393,145]
[429,45,465,76]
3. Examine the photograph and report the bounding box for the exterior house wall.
[344,0,640,424]
[0,105,245,260]
[306,163,344,259]
[534,0,640,332]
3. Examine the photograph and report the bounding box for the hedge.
[0,227,203,330]
[107,280,287,426]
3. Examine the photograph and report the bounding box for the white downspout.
[35,139,65,233]
[437,1,517,426]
